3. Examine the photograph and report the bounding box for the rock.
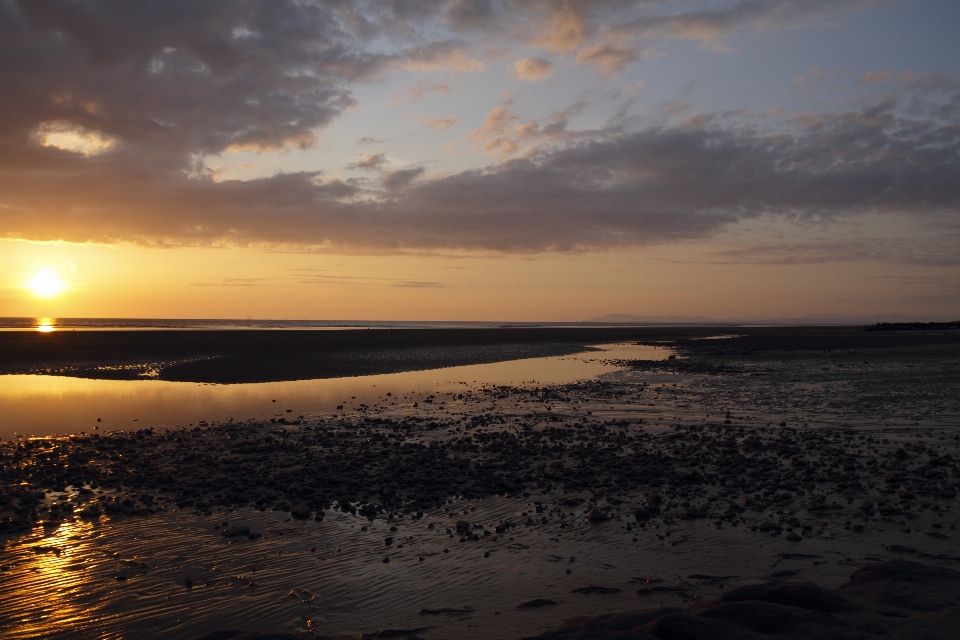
[884,545,917,554]
[456,520,471,532]
[291,502,311,519]
[634,507,650,522]
[527,607,681,638]
[770,570,799,578]
[839,560,960,612]
[691,580,856,614]
[532,561,960,639]
[785,532,802,542]
[681,506,707,520]
[197,631,393,640]
[419,607,472,615]
[517,599,557,610]
[572,586,622,595]
[358,628,430,639]
[222,525,250,537]
[587,508,608,523]
[685,601,831,635]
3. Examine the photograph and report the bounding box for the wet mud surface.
[1,328,959,638]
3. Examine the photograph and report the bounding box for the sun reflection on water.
[35,318,57,333]
[4,518,108,638]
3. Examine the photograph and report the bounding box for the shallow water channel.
[0,343,671,440]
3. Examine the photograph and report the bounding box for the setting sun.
[27,270,66,298]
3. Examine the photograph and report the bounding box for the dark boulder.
[839,560,960,612]
[587,508,608,523]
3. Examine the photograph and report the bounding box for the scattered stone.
[222,525,250,538]
[418,607,472,616]
[572,586,622,595]
[586,508,607,523]
[290,502,311,519]
[517,599,557,610]
[532,562,960,640]
[886,545,918,554]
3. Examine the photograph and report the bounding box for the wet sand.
[1,328,959,638]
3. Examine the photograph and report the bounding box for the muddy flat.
[1,326,959,638]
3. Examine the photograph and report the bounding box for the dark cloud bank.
[1,1,958,257]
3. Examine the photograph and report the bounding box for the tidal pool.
[0,343,672,440]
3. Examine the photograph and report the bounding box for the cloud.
[189,277,265,287]
[613,0,882,48]
[391,280,443,288]
[443,0,499,31]
[1,0,380,171]
[383,166,426,190]
[391,81,453,104]
[34,121,116,156]
[794,67,829,87]
[531,5,588,54]
[467,101,533,157]
[350,152,389,170]
[660,100,693,115]
[514,57,555,80]
[397,41,485,73]
[1,0,953,262]
[857,70,894,85]
[704,235,960,267]
[284,269,441,288]
[408,113,462,129]
[575,41,647,74]
[464,97,586,158]
[6,91,958,257]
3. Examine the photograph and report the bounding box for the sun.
[27,270,66,298]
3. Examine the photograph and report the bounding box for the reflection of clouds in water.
[0,344,671,440]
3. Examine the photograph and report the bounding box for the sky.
[1,0,959,321]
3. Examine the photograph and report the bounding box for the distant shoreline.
[4,316,958,331]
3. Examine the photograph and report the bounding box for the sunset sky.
[1,0,959,321]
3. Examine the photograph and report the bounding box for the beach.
[1,326,959,638]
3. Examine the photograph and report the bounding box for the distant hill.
[588,313,715,324]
